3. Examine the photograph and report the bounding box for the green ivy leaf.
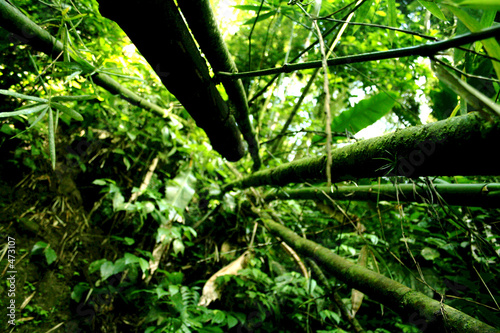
[100,261,115,280]
[44,247,57,265]
[421,247,440,261]
[172,239,185,255]
[32,241,49,254]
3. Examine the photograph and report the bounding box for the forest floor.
[0,159,144,332]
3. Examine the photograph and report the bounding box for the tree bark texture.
[98,0,245,161]
[177,0,261,170]
[263,218,499,333]
[225,113,500,190]
[264,183,500,208]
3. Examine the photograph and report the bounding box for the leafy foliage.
[0,0,499,332]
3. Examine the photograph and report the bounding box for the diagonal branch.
[262,218,498,332]
[224,112,500,191]
[177,0,261,170]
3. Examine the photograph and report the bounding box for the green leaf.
[418,0,447,20]
[227,314,239,329]
[0,89,47,102]
[124,237,135,245]
[28,107,49,130]
[448,6,500,79]
[32,241,49,254]
[123,156,131,170]
[353,0,372,33]
[165,168,197,221]
[50,101,84,121]
[330,92,399,134]
[113,191,125,211]
[113,258,127,274]
[50,95,96,102]
[138,258,149,273]
[89,259,107,274]
[234,5,272,11]
[44,247,57,265]
[452,0,500,10]
[0,103,48,118]
[212,310,226,324]
[242,10,277,25]
[432,61,500,117]
[48,107,56,170]
[71,282,90,302]
[124,253,140,265]
[387,0,397,43]
[172,239,185,255]
[92,179,107,186]
[421,247,440,260]
[100,261,115,280]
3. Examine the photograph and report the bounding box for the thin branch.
[248,0,367,104]
[219,25,500,79]
[433,57,500,84]
[248,0,267,72]
[321,18,438,41]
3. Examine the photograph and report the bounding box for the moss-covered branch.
[224,113,500,190]
[262,218,499,332]
[264,183,500,208]
[178,0,261,170]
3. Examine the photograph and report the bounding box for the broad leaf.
[242,10,277,25]
[448,6,500,79]
[44,247,57,265]
[165,169,197,221]
[100,261,115,280]
[453,0,500,10]
[330,91,399,134]
[418,0,447,20]
[353,0,372,34]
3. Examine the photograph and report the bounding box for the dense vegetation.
[0,0,499,332]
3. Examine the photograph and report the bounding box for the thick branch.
[224,113,500,190]
[98,0,245,161]
[178,0,261,170]
[263,218,499,332]
[219,26,500,79]
[264,183,500,208]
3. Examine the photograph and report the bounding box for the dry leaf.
[198,250,253,307]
